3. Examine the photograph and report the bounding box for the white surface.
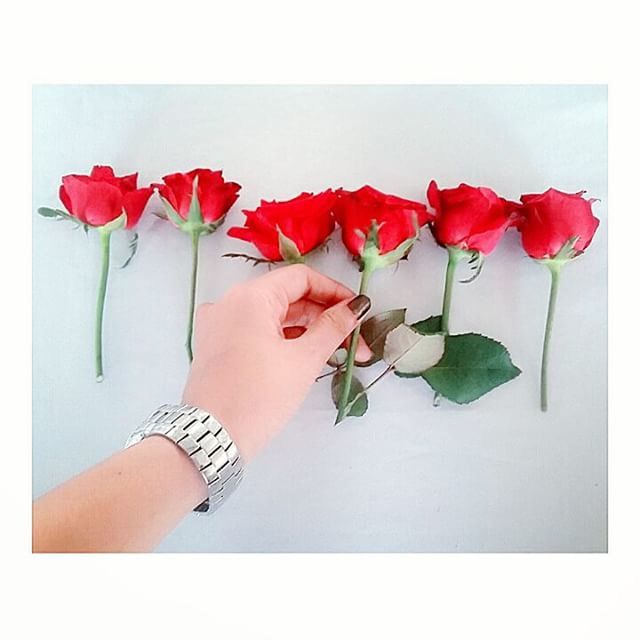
[32,85,607,552]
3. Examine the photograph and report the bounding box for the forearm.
[32,436,207,553]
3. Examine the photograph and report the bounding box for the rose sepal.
[158,198,224,236]
[224,229,325,266]
[536,236,580,268]
[357,216,420,271]
[277,228,305,264]
[158,176,226,237]
[99,211,128,234]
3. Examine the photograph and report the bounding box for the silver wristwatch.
[125,403,245,514]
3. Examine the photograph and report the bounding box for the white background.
[32,84,607,552]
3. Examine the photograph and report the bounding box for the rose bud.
[333,185,432,269]
[58,165,153,230]
[332,185,432,424]
[427,180,517,255]
[38,165,153,381]
[155,169,241,361]
[515,188,600,412]
[156,168,241,233]
[227,190,336,263]
[516,188,600,260]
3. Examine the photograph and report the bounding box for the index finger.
[250,264,356,307]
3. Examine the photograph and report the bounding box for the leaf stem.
[186,230,201,362]
[343,364,394,416]
[541,262,562,412]
[95,228,112,382]
[335,261,375,423]
[317,367,344,382]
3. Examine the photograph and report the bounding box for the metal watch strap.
[125,403,244,514]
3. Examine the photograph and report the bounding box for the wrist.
[126,403,245,514]
[138,436,208,507]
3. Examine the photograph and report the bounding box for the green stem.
[95,229,112,382]
[335,262,375,424]
[541,263,562,412]
[433,246,463,404]
[186,231,201,362]
[441,246,463,334]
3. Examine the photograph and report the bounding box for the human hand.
[182,265,372,461]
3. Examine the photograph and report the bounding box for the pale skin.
[32,265,372,553]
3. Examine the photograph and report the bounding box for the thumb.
[300,294,371,359]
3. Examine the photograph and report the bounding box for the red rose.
[41,165,153,380]
[154,168,241,362]
[515,188,600,259]
[333,185,432,258]
[426,180,516,255]
[156,168,241,228]
[228,190,336,262]
[59,165,152,229]
[516,189,600,412]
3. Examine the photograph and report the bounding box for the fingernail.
[347,294,371,320]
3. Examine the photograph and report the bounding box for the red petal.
[61,176,123,227]
[59,184,79,220]
[90,166,138,192]
[517,189,600,258]
[228,225,282,260]
[116,173,139,192]
[227,226,254,242]
[198,176,241,223]
[188,168,224,187]
[90,166,116,180]
[122,188,153,228]
[160,172,194,218]
[333,186,428,256]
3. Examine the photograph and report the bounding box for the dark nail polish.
[348,294,371,320]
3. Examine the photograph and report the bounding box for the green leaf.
[356,308,407,366]
[383,324,445,375]
[411,315,442,335]
[277,228,303,263]
[37,207,78,224]
[331,370,368,418]
[38,206,66,218]
[120,231,139,269]
[421,333,521,404]
[38,206,94,233]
